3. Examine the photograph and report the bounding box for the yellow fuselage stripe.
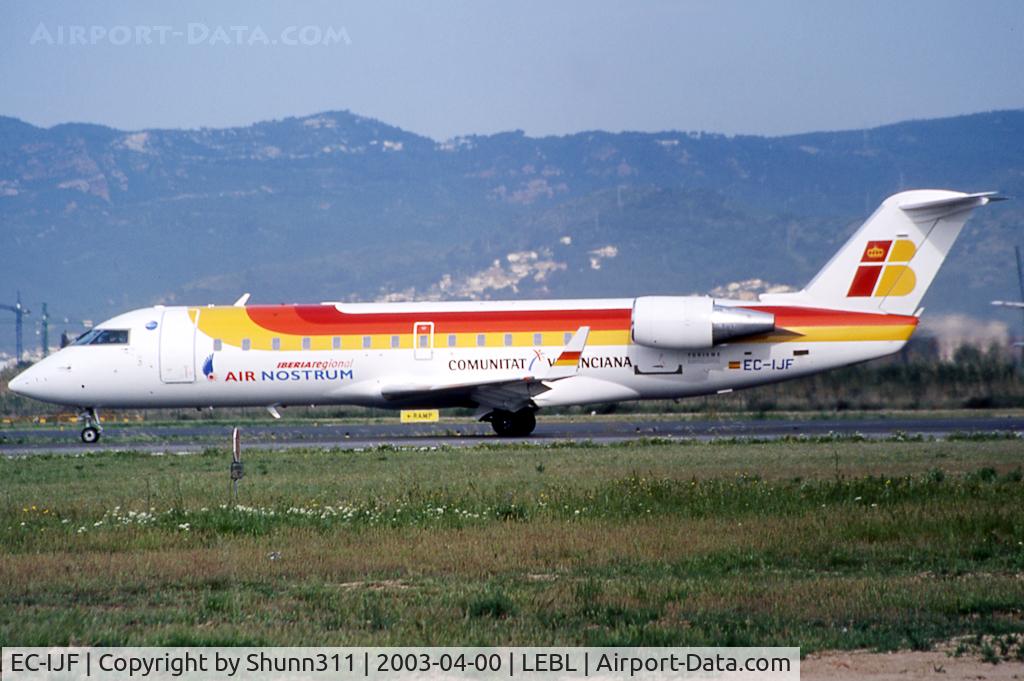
[190,309,915,351]
[751,325,916,343]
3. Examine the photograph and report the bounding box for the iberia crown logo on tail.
[847,239,917,297]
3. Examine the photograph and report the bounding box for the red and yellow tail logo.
[847,240,916,297]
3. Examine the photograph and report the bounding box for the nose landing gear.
[78,407,103,443]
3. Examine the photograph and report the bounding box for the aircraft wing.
[379,326,590,412]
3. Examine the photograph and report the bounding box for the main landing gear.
[78,407,102,444]
[487,408,537,437]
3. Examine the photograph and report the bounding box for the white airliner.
[9,189,1001,443]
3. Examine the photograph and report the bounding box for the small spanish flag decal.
[553,350,581,367]
[728,361,741,369]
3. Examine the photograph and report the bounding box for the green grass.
[2,439,1023,648]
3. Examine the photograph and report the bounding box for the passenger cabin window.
[448,334,457,347]
[533,333,543,346]
[564,332,572,344]
[476,334,486,347]
[362,336,371,348]
[213,339,223,352]
[332,336,341,350]
[73,329,130,346]
[418,334,429,348]
[302,337,311,350]
[272,337,281,351]
[241,338,251,351]
[504,333,513,347]
[390,335,400,348]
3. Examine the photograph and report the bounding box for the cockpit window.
[73,329,130,346]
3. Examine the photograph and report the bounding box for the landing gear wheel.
[489,409,537,437]
[77,407,103,445]
[490,411,515,436]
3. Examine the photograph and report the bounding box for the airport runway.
[1,414,1021,456]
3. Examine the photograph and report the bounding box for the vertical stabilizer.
[760,190,1001,315]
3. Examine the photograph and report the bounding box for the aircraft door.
[159,308,197,383]
[413,322,434,360]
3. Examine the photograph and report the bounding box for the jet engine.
[631,296,775,350]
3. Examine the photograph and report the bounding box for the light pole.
[0,292,30,363]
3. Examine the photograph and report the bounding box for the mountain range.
[1,109,1023,355]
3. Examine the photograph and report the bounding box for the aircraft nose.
[8,370,27,394]
[7,363,51,401]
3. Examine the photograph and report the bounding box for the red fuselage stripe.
[239,304,917,336]
[249,306,633,335]
[747,306,917,327]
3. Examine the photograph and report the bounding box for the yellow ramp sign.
[401,409,440,423]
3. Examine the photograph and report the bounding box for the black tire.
[512,408,536,436]
[490,410,515,436]
[81,426,101,444]
[490,409,536,437]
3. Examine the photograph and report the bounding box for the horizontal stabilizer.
[899,192,1003,218]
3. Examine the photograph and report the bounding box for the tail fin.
[761,190,1002,315]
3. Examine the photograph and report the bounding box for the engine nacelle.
[631,296,775,350]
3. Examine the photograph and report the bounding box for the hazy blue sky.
[2,1,1023,139]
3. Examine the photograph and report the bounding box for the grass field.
[2,437,1023,653]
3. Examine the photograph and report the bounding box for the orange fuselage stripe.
[249,305,632,335]
[192,304,918,348]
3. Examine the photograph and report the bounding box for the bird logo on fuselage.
[202,354,215,381]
